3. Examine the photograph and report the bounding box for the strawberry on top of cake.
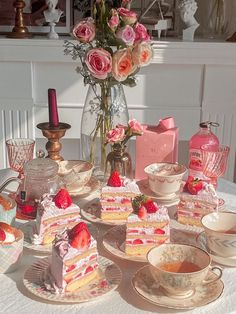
[177,176,219,227]
[125,195,170,256]
[32,189,81,245]
[100,171,140,221]
[42,222,99,294]
[0,222,16,244]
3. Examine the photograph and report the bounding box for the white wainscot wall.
[0,38,236,182]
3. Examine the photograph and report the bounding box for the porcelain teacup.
[147,243,222,299]
[201,212,236,258]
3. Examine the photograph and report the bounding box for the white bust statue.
[44,0,63,39]
[178,0,199,41]
[44,0,63,23]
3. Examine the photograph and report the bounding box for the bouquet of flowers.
[64,0,153,171]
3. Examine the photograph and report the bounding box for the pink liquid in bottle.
[189,122,219,180]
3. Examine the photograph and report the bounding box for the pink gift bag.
[135,117,179,180]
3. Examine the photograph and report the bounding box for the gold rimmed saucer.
[136,179,180,207]
[196,232,236,267]
[23,256,122,303]
[132,265,224,310]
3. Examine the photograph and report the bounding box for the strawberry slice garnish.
[186,178,203,195]
[66,265,76,273]
[70,228,91,249]
[54,189,72,209]
[107,171,122,187]
[0,228,6,242]
[138,206,147,219]
[68,222,88,239]
[154,228,165,235]
[143,199,158,213]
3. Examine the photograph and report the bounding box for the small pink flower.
[132,42,153,67]
[116,25,135,46]
[112,48,136,82]
[72,18,95,43]
[108,9,120,31]
[117,8,137,25]
[85,48,112,80]
[134,23,150,43]
[106,127,125,143]
[128,119,143,134]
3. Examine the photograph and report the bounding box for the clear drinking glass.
[6,138,35,178]
[201,144,230,187]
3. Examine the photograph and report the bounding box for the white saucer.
[196,232,236,267]
[132,265,224,310]
[136,179,180,207]
[19,220,98,254]
[69,177,100,197]
[23,256,122,303]
[81,198,127,226]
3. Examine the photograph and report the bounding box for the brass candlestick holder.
[37,122,71,162]
[7,0,32,39]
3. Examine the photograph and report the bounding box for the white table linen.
[0,169,236,314]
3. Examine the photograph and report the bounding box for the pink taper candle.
[48,88,59,128]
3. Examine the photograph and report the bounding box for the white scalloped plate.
[132,266,224,310]
[81,198,127,226]
[23,255,122,303]
[19,220,98,254]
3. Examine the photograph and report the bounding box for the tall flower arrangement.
[64,0,153,170]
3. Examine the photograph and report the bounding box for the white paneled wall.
[0,38,236,182]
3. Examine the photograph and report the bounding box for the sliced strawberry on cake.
[125,194,170,256]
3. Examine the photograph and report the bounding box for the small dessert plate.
[102,225,147,262]
[81,198,127,226]
[132,265,224,310]
[18,220,98,254]
[69,177,100,197]
[23,256,122,303]
[196,232,236,267]
[136,179,180,207]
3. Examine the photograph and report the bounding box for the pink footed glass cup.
[201,144,230,188]
[6,138,35,178]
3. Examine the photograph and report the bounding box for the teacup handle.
[202,266,223,285]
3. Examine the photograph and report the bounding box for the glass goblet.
[6,138,35,178]
[201,144,230,188]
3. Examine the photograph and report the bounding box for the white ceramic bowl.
[58,160,93,192]
[201,212,236,258]
[144,163,187,196]
[0,226,24,273]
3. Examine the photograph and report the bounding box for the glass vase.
[81,83,129,177]
[204,0,230,39]
[105,144,132,179]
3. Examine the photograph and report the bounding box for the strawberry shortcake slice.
[125,195,170,256]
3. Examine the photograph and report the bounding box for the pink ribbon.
[158,117,175,130]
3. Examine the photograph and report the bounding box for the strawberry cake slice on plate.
[125,195,170,256]
[100,171,140,221]
[31,189,81,245]
[41,221,99,293]
[177,177,219,227]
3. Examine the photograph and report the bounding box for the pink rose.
[132,42,153,67]
[72,18,95,43]
[85,48,112,80]
[112,48,136,82]
[134,23,150,43]
[128,119,143,134]
[116,25,135,46]
[117,8,137,25]
[106,127,125,143]
[108,9,120,31]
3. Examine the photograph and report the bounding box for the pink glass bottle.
[189,122,219,180]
